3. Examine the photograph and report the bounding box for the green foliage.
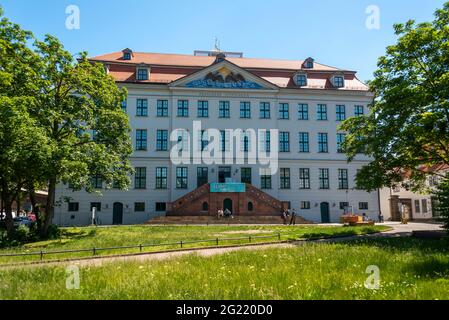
[340,2,449,191]
[435,174,449,232]
[0,9,133,235]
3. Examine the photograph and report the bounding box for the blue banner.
[210,183,246,193]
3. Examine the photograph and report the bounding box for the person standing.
[290,209,297,226]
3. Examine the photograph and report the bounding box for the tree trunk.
[41,177,56,238]
[28,188,41,227]
[2,193,15,238]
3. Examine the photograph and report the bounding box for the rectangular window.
[317,104,328,120]
[319,169,330,189]
[318,133,329,153]
[278,103,289,119]
[177,100,189,117]
[359,202,369,210]
[90,202,102,212]
[240,132,252,152]
[220,130,230,152]
[336,105,346,121]
[176,130,190,152]
[136,99,148,117]
[280,132,290,152]
[354,105,364,116]
[219,101,230,118]
[176,167,188,189]
[68,202,79,212]
[299,169,310,189]
[260,169,272,190]
[298,104,309,120]
[199,130,209,151]
[241,168,252,184]
[134,202,145,212]
[422,199,428,213]
[415,200,421,214]
[340,202,349,210]
[91,175,102,189]
[137,68,148,81]
[135,129,147,151]
[240,102,251,119]
[259,131,271,153]
[301,201,311,210]
[156,130,168,151]
[156,202,167,212]
[280,168,291,189]
[198,100,209,118]
[337,133,346,154]
[334,76,344,88]
[121,100,127,113]
[260,102,271,119]
[197,167,208,187]
[157,100,168,117]
[134,167,147,189]
[338,169,349,190]
[156,167,168,189]
[299,132,310,153]
[296,74,307,86]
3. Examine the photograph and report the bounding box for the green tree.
[435,175,449,232]
[0,99,49,237]
[0,8,133,237]
[31,36,133,236]
[341,2,449,192]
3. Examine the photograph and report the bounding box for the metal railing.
[0,233,283,262]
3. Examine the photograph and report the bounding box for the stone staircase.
[146,215,313,225]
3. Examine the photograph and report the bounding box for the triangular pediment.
[169,60,278,90]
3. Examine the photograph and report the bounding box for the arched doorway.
[223,198,233,213]
[113,202,123,225]
[320,202,330,223]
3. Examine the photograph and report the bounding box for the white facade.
[54,56,379,226]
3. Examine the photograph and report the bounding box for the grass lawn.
[1,237,448,300]
[0,225,389,264]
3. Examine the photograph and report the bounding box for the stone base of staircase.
[145,215,313,225]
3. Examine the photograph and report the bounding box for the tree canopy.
[0,8,133,237]
[341,2,449,192]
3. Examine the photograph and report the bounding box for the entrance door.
[113,202,123,225]
[223,198,233,213]
[219,167,232,183]
[320,202,330,223]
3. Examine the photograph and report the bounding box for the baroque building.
[54,49,379,226]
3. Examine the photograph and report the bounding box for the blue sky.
[1,0,446,81]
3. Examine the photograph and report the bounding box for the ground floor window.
[301,201,311,210]
[241,168,252,184]
[359,202,369,210]
[156,202,167,212]
[134,202,145,212]
[340,202,349,210]
[68,202,79,212]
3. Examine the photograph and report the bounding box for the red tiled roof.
[91,51,342,71]
[91,51,369,91]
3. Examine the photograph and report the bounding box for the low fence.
[0,233,283,262]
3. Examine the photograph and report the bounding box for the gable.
[169,60,279,90]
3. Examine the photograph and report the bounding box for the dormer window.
[122,48,133,60]
[295,73,308,87]
[332,75,345,88]
[137,68,149,81]
[303,57,314,69]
